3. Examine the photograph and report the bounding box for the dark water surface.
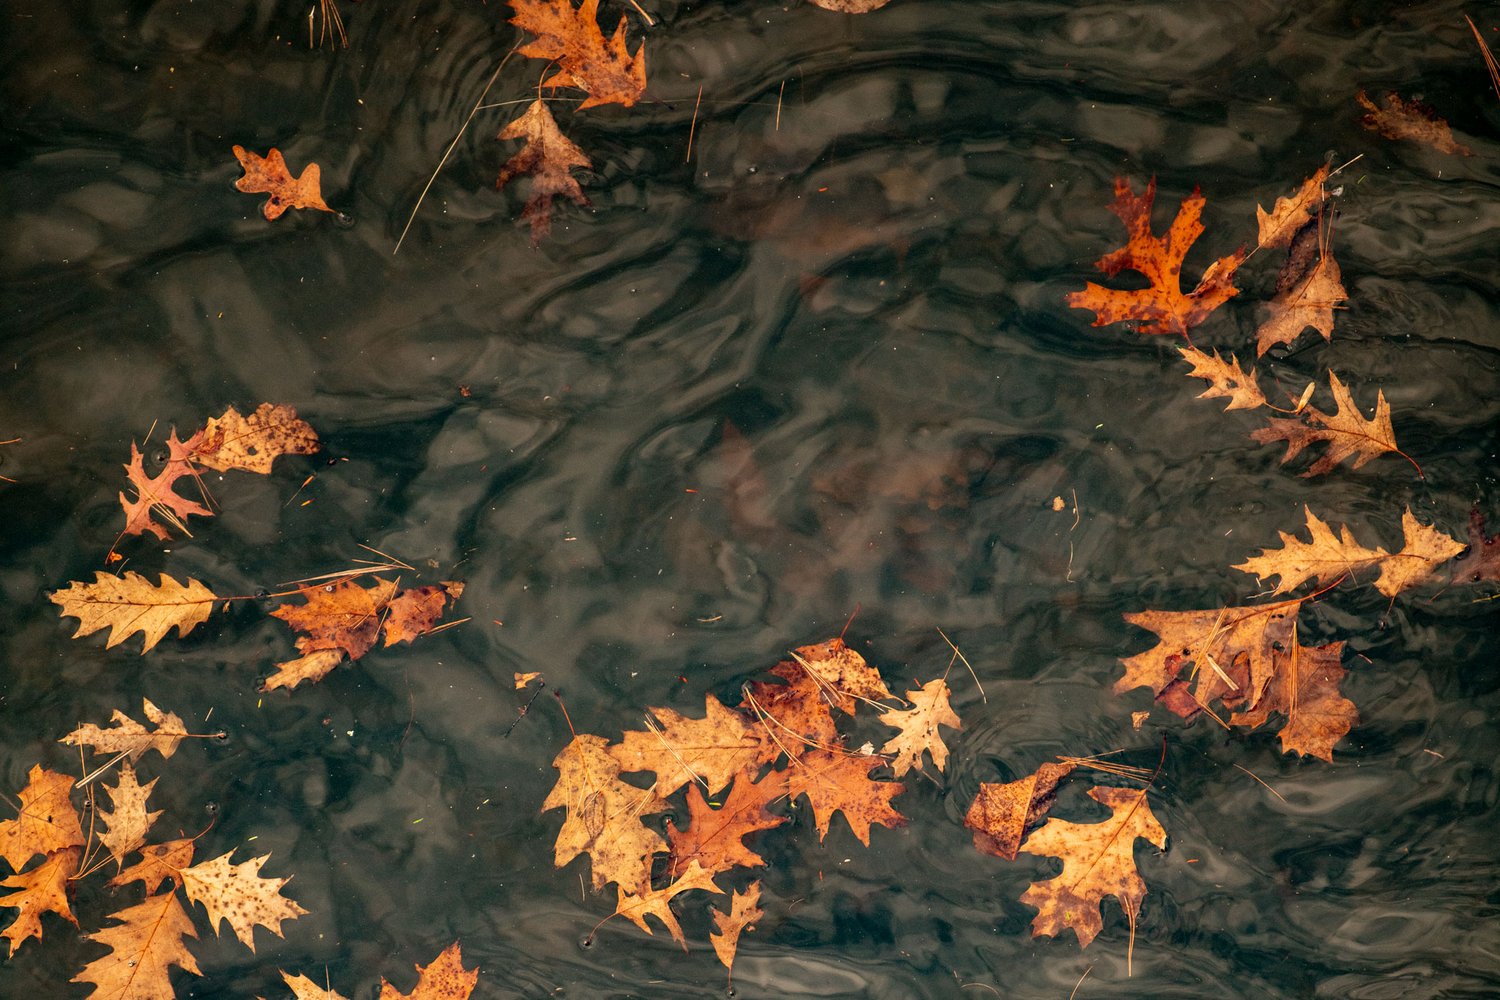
[4,0,1500,996]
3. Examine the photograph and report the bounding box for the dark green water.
[4,0,1500,996]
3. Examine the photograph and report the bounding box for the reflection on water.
[3,0,1500,997]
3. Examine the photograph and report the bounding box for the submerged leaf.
[497,100,592,244]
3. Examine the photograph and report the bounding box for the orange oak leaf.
[1357,90,1473,156]
[787,637,894,714]
[119,432,212,540]
[783,749,905,845]
[542,733,670,894]
[1252,371,1407,477]
[108,838,196,894]
[612,859,722,950]
[180,849,307,952]
[0,846,81,955]
[1256,165,1330,250]
[611,694,778,797]
[51,572,218,654]
[189,403,320,474]
[71,890,202,998]
[1228,637,1356,761]
[497,99,592,244]
[1018,786,1167,951]
[878,678,961,776]
[1255,221,1347,356]
[232,145,336,220]
[281,971,353,1000]
[96,764,162,868]
[1234,505,1463,597]
[1178,346,1268,411]
[1452,508,1500,583]
[710,881,763,977]
[964,761,1076,862]
[1065,177,1246,336]
[60,698,189,763]
[0,766,85,873]
[378,942,478,1000]
[741,659,839,750]
[666,774,788,879]
[382,582,466,647]
[507,0,646,110]
[272,577,398,661]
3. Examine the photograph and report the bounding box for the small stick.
[775,79,785,130]
[685,85,703,164]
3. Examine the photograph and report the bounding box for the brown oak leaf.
[613,860,722,950]
[1065,177,1246,336]
[1229,637,1356,761]
[190,403,320,474]
[119,432,212,541]
[60,698,190,763]
[1256,165,1330,250]
[233,145,336,220]
[508,0,646,109]
[1178,346,1269,411]
[666,774,788,879]
[1357,90,1473,156]
[0,766,85,873]
[497,100,593,244]
[72,890,202,997]
[877,678,961,777]
[0,846,81,955]
[51,572,218,654]
[964,761,1076,862]
[1252,371,1405,477]
[382,582,466,647]
[180,849,307,952]
[1255,220,1348,357]
[741,659,840,750]
[378,942,478,1000]
[542,733,670,894]
[787,637,894,714]
[108,838,195,894]
[709,881,763,977]
[96,763,162,868]
[783,749,905,845]
[611,694,778,797]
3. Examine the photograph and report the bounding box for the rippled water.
[4,0,1500,997]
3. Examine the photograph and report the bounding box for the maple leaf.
[232,145,336,220]
[0,846,80,955]
[787,637,894,714]
[507,0,647,110]
[710,881,763,977]
[119,432,212,540]
[497,100,592,245]
[877,678,961,777]
[108,838,196,894]
[1252,371,1408,477]
[72,890,202,999]
[1357,90,1473,156]
[378,942,479,1000]
[61,698,190,763]
[97,764,162,868]
[1178,346,1268,411]
[1256,165,1330,250]
[1255,221,1347,356]
[1234,505,1463,598]
[189,403,320,474]
[382,582,466,646]
[180,850,307,951]
[542,734,670,894]
[0,766,85,872]
[1065,177,1247,336]
[611,693,778,797]
[613,860,722,950]
[964,761,1076,862]
[1229,638,1356,761]
[1451,508,1500,583]
[51,572,218,654]
[784,749,905,845]
[666,774,788,879]
[281,972,352,1000]
[1019,786,1167,951]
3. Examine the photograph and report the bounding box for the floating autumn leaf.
[1256,165,1330,250]
[878,678,961,776]
[0,766,85,872]
[741,659,839,749]
[964,761,1075,862]
[666,773,788,879]
[497,99,592,244]
[72,890,202,997]
[180,849,307,951]
[783,749,906,845]
[1018,785,1167,953]
[189,403,320,474]
[1065,177,1246,336]
[613,860,722,949]
[51,572,218,654]
[382,582,466,646]
[810,0,894,10]
[1178,346,1268,411]
[508,0,646,109]
[378,942,478,1000]
[1451,509,1500,583]
[1252,371,1411,477]
[542,733,670,894]
[1255,220,1347,356]
[96,764,162,868]
[1228,636,1355,762]
[0,846,80,955]
[281,971,352,1000]
[788,637,894,713]
[61,698,190,763]
[119,432,212,541]
[1234,505,1463,598]
[611,694,778,797]
[108,838,195,894]
[710,881,763,977]
[1357,90,1473,156]
[232,145,336,220]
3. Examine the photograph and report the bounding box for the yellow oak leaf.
[877,678,962,776]
[542,734,670,894]
[108,838,196,894]
[72,890,202,998]
[709,880,763,977]
[610,693,778,797]
[612,860,722,950]
[0,846,81,955]
[190,403,320,474]
[60,698,189,762]
[0,766,85,872]
[50,571,218,654]
[97,763,162,868]
[1178,346,1269,411]
[1256,165,1329,250]
[280,971,352,1000]
[180,850,307,952]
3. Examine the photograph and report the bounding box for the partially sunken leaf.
[1357,90,1473,156]
[281,972,353,1000]
[1252,371,1403,477]
[612,860,722,950]
[542,734,670,894]
[1256,165,1330,250]
[263,648,346,693]
[233,145,336,219]
[611,693,777,797]
[51,572,217,654]
[1451,509,1500,583]
[61,698,189,762]
[878,678,962,777]
[1255,221,1347,357]
[783,749,905,846]
[378,942,478,1000]
[191,403,319,474]
[0,766,85,872]
[108,838,195,894]
[1229,638,1356,761]
[508,0,646,109]
[0,846,81,955]
[96,764,162,868]
[497,100,592,244]
[710,881,763,977]
[964,761,1076,862]
[1178,346,1268,411]
[811,0,893,9]
[1019,786,1167,950]
[180,850,308,952]
[1065,176,1246,336]
[382,582,466,647]
[119,431,212,540]
[72,891,202,998]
